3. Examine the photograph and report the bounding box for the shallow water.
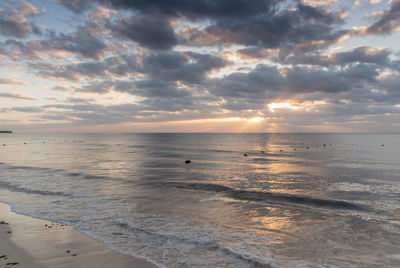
[0,133,399,267]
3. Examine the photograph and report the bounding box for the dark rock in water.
[294,148,297,150]
[24,142,27,144]
[260,150,265,153]
[243,153,248,156]
[323,144,326,146]
[382,144,384,146]
[2,144,5,146]
[280,149,284,152]
[185,160,191,164]
[306,147,310,149]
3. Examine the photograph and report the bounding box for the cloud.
[12,106,42,112]
[59,0,278,18]
[39,26,109,59]
[278,46,392,67]
[1,0,399,132]
[0,78,25,85]
[208,63,382,108]
[0,0,41,38]
[184,3,349,52]
[0,92,35,100]
[361,0,400,35]
[107,14,178,50]
[34,50,227,85]
[142,51,228,83]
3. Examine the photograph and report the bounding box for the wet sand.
[0,202,156,268]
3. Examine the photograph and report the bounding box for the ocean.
[0,133,399,267]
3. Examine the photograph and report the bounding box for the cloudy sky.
[0,0,399,132]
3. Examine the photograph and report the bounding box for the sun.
[249,117,264,123]
[267,102,293,112]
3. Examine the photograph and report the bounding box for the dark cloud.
[35,51,226,85]
[56,0,91,13]
[1,39,42,60]
[1,24,109,60]
[133,80,191,98]
[1,0,399,131]
[142,51,228,83]
[108,15,177,50]
[0,92,35,100]
[12,106,42,112]
[208,63,382,107]
[185,3,347,50]
[39,26,108,59]
[59,0,278,18]
[66,97,95,103]
[0,1,41,38]
[282,46,391,67]
[0,19,32,38]
[32,53,142,81]
[362,0,400,35]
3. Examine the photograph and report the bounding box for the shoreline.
[0,202,156,268]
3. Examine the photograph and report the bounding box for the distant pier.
[0,130,12,133]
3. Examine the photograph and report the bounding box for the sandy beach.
[0,202,156,268]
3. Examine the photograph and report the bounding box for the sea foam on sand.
[0,202,156,268]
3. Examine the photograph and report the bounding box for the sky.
[0,0,399,133]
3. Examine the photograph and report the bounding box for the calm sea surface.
[0,133,399,267]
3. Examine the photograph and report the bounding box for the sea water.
[0,133,399,267]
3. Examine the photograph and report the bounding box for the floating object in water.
[185,160,191,164]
